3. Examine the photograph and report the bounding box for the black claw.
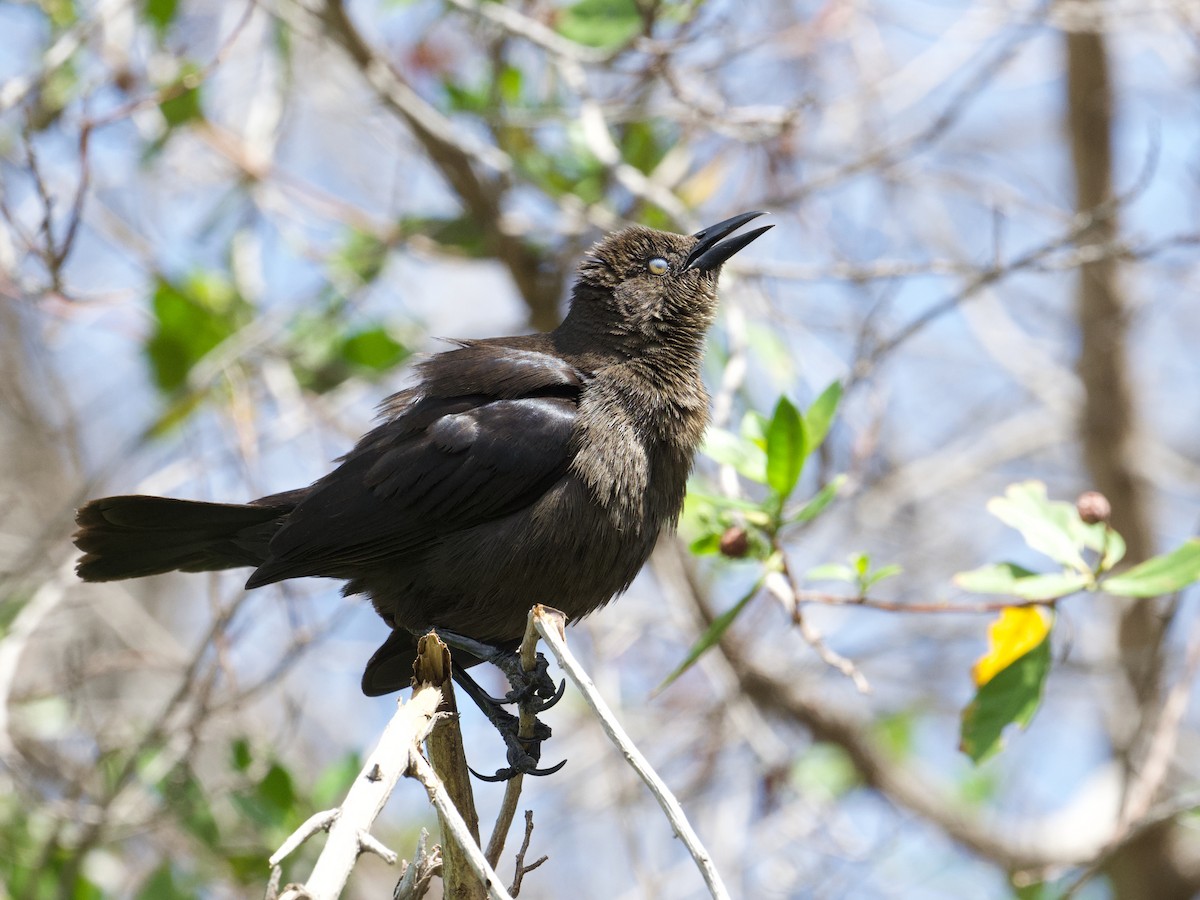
[432,631,570,782]
[470,756,567,782]
[546,677,567,707]
[528,758,568,777]
[470,765,513,783]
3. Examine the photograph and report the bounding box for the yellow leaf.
[972,607,1053,687]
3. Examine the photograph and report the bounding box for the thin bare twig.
[406,752,514,900]
[508,810,547,897]
[484,613,542,868]
[530,606,732,900]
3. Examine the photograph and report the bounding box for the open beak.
[683,211,773,273]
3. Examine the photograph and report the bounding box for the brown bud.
[719,526,750,559]
[1077,491,1111,525]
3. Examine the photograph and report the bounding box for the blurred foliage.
[0,738,364,897]
[145,272,250,394]
[556,0,643,49]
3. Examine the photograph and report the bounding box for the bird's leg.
[419,628,566,780]
[434,629,565,713]
[450,666,565,781]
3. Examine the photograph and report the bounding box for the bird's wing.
[246,344,583,587]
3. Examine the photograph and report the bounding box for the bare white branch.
[273,684,444,900]
[406,749,514,900]
[530,606,732,900]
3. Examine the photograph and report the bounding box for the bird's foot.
[451,666,567,781]
[434,629,566,713]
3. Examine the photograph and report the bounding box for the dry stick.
[484,613,542,868]
[508,810,548,897]
[272,685,444,899]
[530,606,732,900]
[415,633,485,900]
[407,752,515,900]
[393,829,442,900]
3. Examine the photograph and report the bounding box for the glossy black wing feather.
[246,341,583,587]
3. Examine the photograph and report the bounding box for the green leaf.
[339,327,408,372]
[44,0,79,29]
[159,68,203,127]
[804,381,842,450]
[231,737,252,772]
[986,482,1088,571]
[313,753,362,808]
[804,563,854,583]
[657,580,761,691]
[960,635,1051,763]
[790,474,845,524]
[159,766,220,846]
[864,563,903,590]
[144,273,248,394]
[333,228,388,283]
[702,427,766,483]
[689,532,722,555]
[1103,539,1200,598]
[766,396,808,500]
[556,0,641,49]
[144,0,179,35]
[954,563,1090,600]
[497,65,523,104]
[1078,522,1126,571]
[400,215,491,258]
[873,711,915,761]
[232,762,297,830]
[136,864,195,900]
[791,743,861,801]
[619,120,672,175]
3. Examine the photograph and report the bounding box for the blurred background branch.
[2,0,1200,897]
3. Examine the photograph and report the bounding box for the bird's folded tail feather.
[74,495,295,582]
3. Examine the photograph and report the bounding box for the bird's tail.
[74,494,298,582]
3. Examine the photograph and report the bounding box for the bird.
[74,212,772,706]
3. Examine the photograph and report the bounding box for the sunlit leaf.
[689,532,722,555]
[766,396,807,501]
[986,481,1088,571]
[961,612,1052,763]
[804,381,842,450]
[954,563,1090,600]
[702,427,766,483]
[804,563,854,583]
[972,606,1053,686]
[1103,539,1200,598]
[790,474,845,524]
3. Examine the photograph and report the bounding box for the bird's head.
[566,212,772,354]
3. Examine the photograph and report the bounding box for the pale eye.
[647,257,670,276]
